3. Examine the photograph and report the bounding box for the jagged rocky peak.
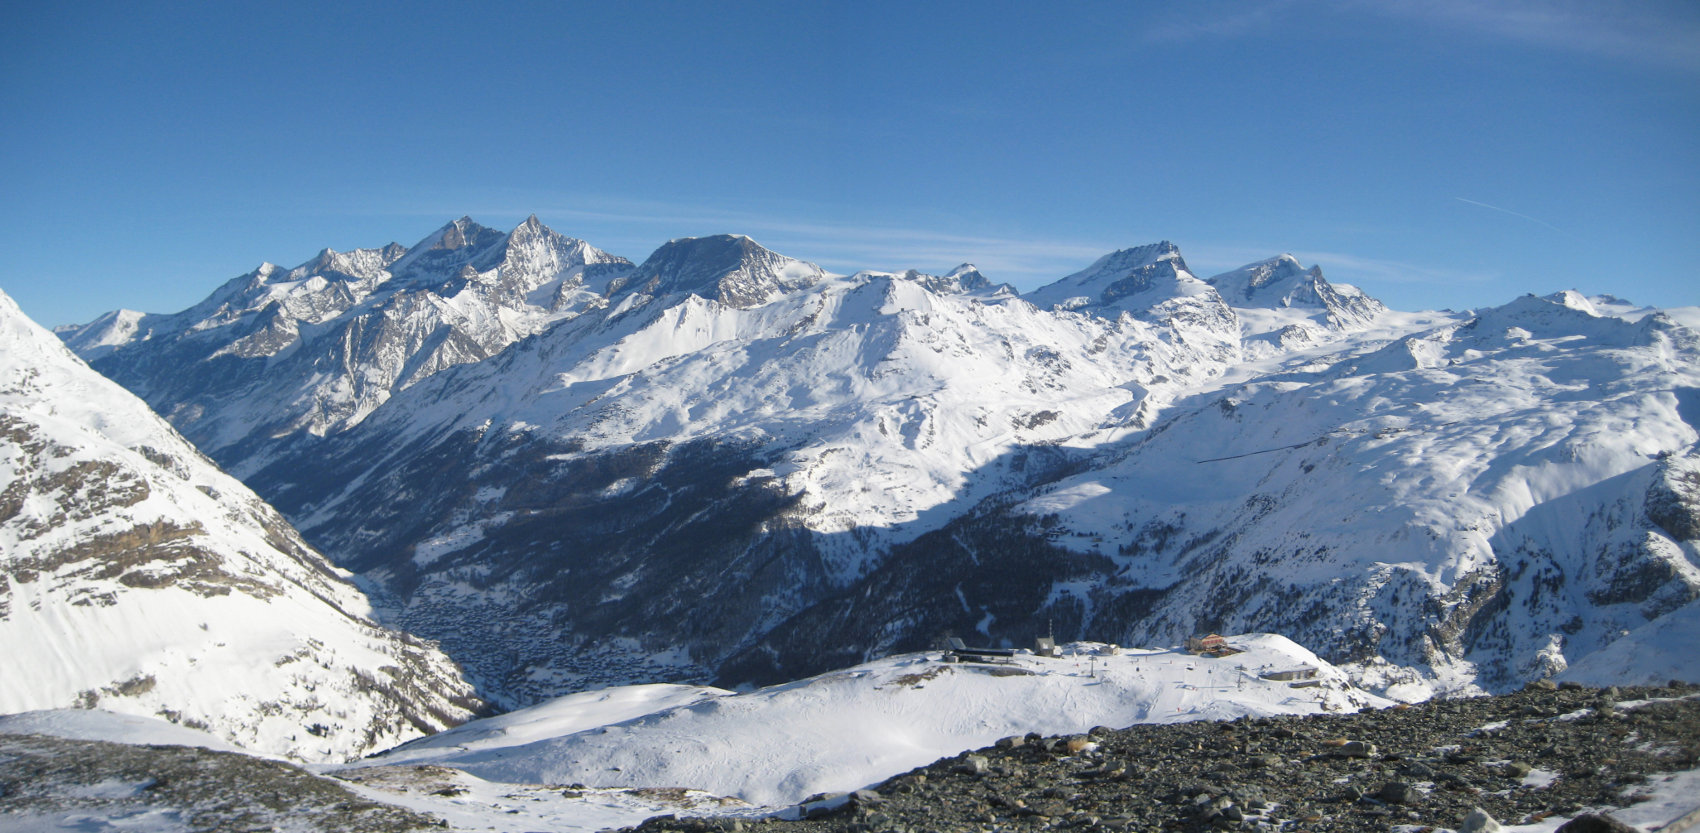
[288,242,407,284]
[386,215,630,298]
[496,215,631,286]
[613,233,825,309]
[388,216,512,283]
[434,215,503,251]
[946,263,987,284]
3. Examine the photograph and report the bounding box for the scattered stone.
[1398,761,1435,778]
[1459,807,1504,833]
[1336,740,1377,758]
[1375,781,1421,805]
[952,755,988,775]
[1065,736,1098,755]
[1554,813,1639,832]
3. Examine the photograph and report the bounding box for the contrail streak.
[1454,197,1568,235]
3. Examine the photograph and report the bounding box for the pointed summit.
[486,215,632,298]
[289,244,403,284]
[615,234,825,309]
[1207,254,1309,304]
[513,214,546,237]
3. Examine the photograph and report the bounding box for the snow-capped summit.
[1205,254,1388,358]
[1024,242,1241,369]
[1025,241,1206,312]
[1209,254,1312,304]
[610,234,826,309]
[294,242,409,284]
[901,263,1005,296]
[1544,289,1600,315]
[1208,253,1385,324]
[0,288,480,762]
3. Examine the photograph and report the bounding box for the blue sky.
[2,1,1696,327]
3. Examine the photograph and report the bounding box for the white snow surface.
[1558,598,1700,687]
[0,708,250,754]
[352,635,1389,807]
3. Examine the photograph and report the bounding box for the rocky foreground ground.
[630,682,1700,833]
[3,682,1697,832]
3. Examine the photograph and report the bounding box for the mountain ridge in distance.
[52,216,1700,709]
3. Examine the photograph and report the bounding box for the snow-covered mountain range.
[0,288,480,761]
[54,216,1700,708]
[61,215,630,462]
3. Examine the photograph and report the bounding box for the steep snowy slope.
[58,216,631,464]
[0,288,480,761]
[227,235,1250,704]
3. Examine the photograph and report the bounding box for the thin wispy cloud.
[1293,250,1498,287]
[1184,244,1496,289]
[364,195,1502,294]
[1143,3,1297,43]
[1355,0,1700,72]
[1454,197,1568,235]
[383,195,1120,287]
[1141,1,1700,72]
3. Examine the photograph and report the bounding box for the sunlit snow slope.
[357,635,1385,807]
[1010,292,1700,695]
